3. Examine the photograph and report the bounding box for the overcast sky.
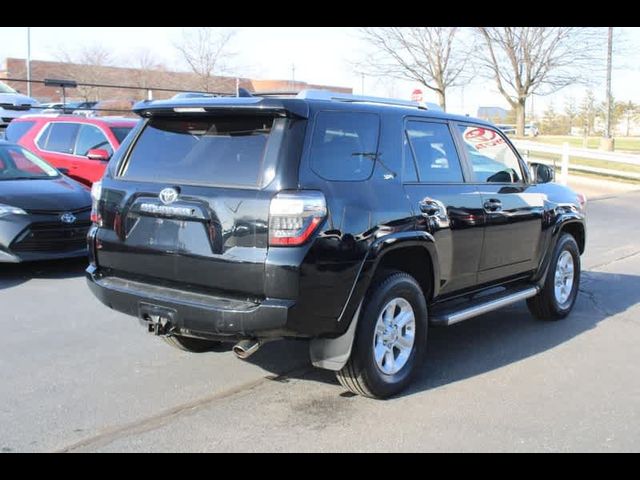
[1,26,639,118]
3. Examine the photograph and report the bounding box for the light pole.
[605,27,613,139]
[26,27,32,97]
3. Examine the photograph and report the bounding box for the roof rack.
[295,89,441,111]
[252,91,299,97]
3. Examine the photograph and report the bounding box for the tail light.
[90,180,102,225]
[269,191,326,246]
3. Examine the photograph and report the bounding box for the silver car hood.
[0,92,38,107]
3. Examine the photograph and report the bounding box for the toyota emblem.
[159,188,179,205]
[60,212,77,224]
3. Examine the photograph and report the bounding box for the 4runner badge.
[159,188,179,205]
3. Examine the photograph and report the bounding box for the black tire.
[336,270,428,399]
[163,335,221,353]
[527,233,581,321]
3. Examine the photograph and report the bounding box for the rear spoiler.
[133,97,309,119]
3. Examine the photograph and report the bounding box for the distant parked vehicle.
[496,123,539,137]
[6,115,138,186]
[496,124,516,135]
[39,102,66,113]
[75,99,136,118]
[0,140,92,263]
[0,81,39,128]
[525,124,540,137]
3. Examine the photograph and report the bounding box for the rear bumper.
[86,265,297,339]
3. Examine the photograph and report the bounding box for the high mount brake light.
[269,191,326,247]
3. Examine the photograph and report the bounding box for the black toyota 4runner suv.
[86,90,586,398]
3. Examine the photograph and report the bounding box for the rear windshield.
[5,121,36,142]
[0,144,59,180]
[120,116,275,187]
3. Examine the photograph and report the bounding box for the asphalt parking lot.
[1,184,640,452]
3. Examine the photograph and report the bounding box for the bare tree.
[564,97,578,132]
[129,49,166,99]
[357,27,469,110]
[175,28,236,92]
[475,27,603,136]
[578,89,597,145]
[621,101,640,137]
[56,45,115,101]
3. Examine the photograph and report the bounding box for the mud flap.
[309,302,362,371]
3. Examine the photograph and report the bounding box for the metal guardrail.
[525,156,640,181]
[514,140,640,167]
[513,140,640,183]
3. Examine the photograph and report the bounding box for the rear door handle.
[483,199,502,212]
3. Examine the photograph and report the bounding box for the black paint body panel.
[86,98,586,339]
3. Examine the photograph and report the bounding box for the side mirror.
[57,167,70,176]
[530,162,554,184]
[87,149,111,161]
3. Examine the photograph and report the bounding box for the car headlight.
[0,203,28,218]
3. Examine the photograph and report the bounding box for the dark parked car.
[0,140,92,263]
[86,90,586,398]
[40,101,98,115]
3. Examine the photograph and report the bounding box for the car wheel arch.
[310,233,438,372]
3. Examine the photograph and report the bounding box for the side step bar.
[430,286,539,326]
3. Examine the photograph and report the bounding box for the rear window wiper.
[352,152,397,179]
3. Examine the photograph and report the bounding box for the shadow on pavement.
[241,270,640,397]
[0,257,88,290]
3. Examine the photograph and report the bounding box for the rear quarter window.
[309,111,380,181]
[5,121,36,142]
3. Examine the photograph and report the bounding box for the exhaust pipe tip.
[232,339,261,360]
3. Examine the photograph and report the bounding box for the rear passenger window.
[405,121,463,183]
[38,123,80,154]
[309,111,379,181]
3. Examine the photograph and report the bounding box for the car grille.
[0,103,32,111]
[11,221,91,253]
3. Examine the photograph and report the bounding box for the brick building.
[1,57,352,103]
